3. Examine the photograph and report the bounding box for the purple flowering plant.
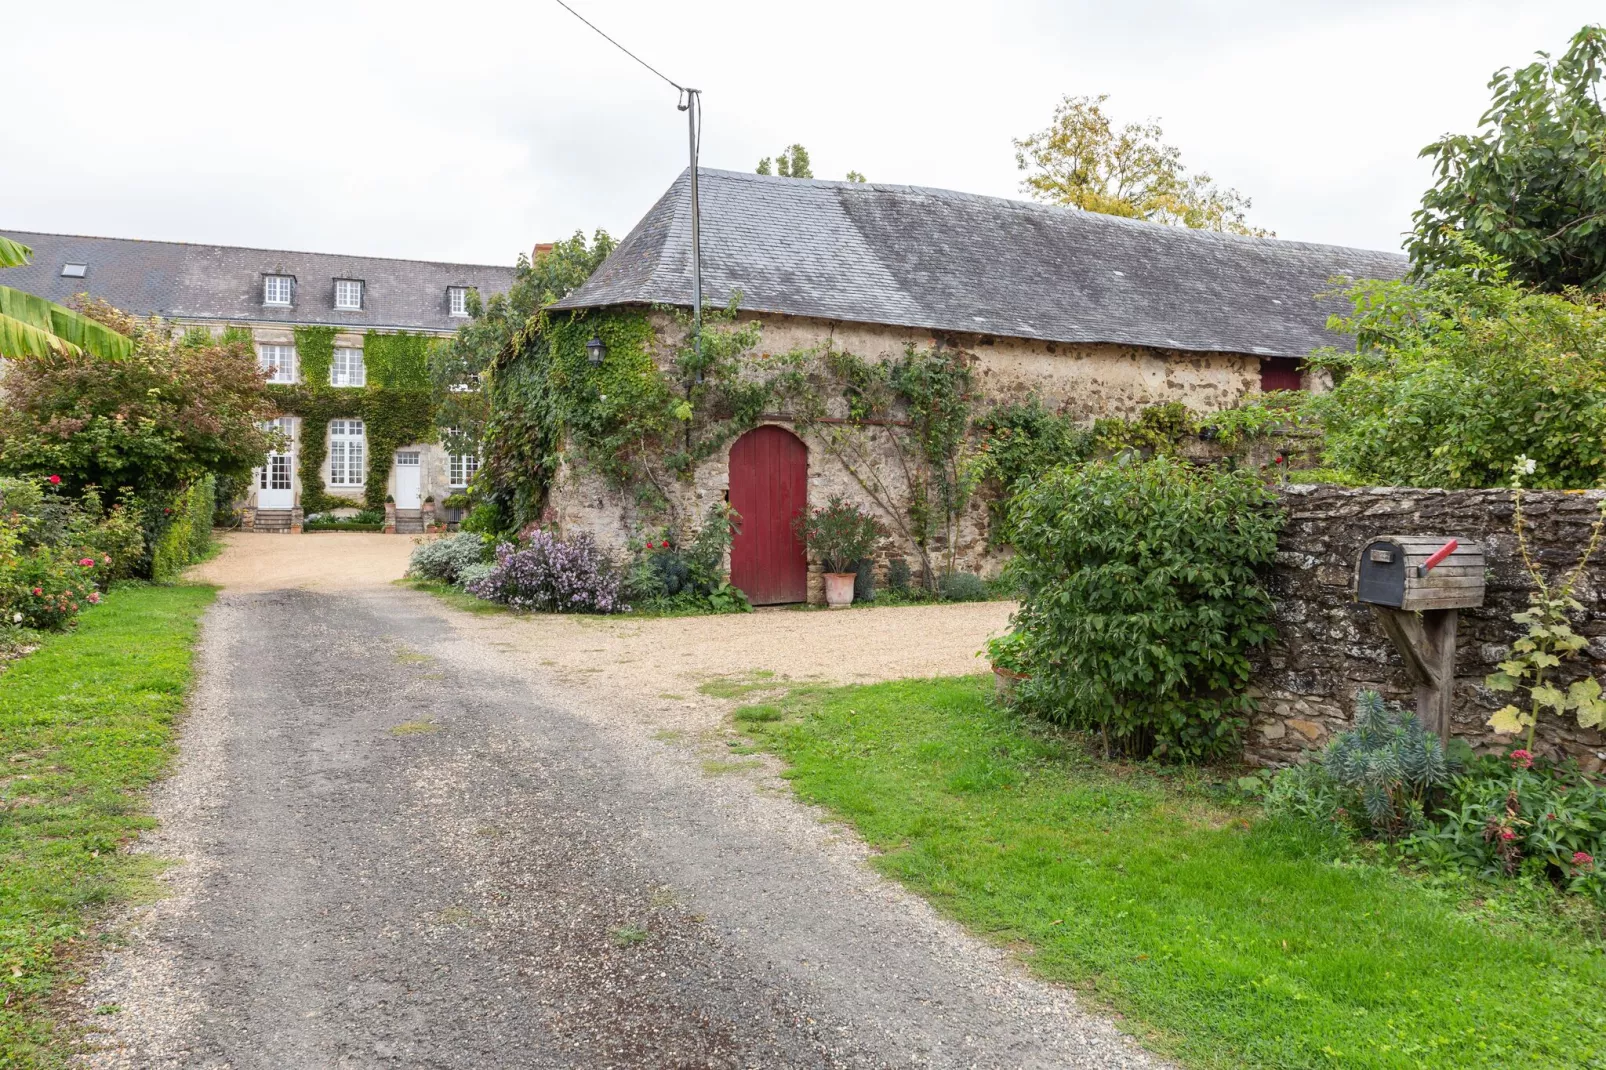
[466,529,629,614]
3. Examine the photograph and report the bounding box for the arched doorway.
[728,425,808,605]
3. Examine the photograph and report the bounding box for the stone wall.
[1250,484,1606,770]
[546,310,1282,597]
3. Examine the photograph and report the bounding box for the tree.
[0,301,276,495]
[0,234,132,360]
[756,144,813,178]
[1306,246,1606,490]
[845,170,868,183]
[1410,25,1606,291]
[430,229,615,457]
[1013,94,1271,236]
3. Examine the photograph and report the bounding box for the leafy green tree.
[1013,94,1271,236]
[0,235,132,360]
[845,170,867,183]
[431,229,615,457]
[0,300,275,496]
[1411,25,1606,291]
[1307,247,1606,489]
[756,144,813,178]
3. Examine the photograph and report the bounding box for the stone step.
[254,510,294,533]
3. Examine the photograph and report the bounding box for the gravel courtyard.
[76,534,1164,1068]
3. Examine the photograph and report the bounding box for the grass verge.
[0,584,217,1068]
[735,676,1606,1070]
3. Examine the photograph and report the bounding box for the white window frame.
[327,419,366,486]
[448,448,480,488]
[257,344,298,384]
[448,286,471,317]
[330,346,366,387]
[334,279,363,310]
[263,275,293,306]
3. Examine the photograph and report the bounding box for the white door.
[256,418,295,509]
[393,451,422,508]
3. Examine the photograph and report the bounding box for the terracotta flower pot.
[992,666,1028,704]
[824,572,857,609]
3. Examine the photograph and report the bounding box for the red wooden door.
[728,426,808,605]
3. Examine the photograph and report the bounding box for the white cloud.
[5,0,1599,262]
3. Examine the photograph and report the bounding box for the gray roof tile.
[555,169,1408,357]
[2,231,516,333]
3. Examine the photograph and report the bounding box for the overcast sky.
[6,1,1598,265]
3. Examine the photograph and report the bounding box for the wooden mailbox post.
[1354,536,1486,741]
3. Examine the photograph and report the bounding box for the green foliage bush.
[1405,750,1606,901]
[971,398,1093,543]
[938,571,989,602]
[623,504,751,614]
[407,532,491,585]
[150,476,214,583]
[1265,692,1458,838]
[1006,456,1283,761]
[1308,256,1606,489]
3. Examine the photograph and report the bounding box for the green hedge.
[150,475,215,583]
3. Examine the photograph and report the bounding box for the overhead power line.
[551,0,685,93]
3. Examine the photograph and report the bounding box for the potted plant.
[985,629,1030,704]
[797,495,883,608]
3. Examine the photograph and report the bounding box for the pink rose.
[30,587,41,596]
[87,591,101,605]
[79,558,96,567]
[48,475,61,485]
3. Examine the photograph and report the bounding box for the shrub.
[1263,761,1345,829]
[466,530,627,613]
[457,561,494,590]
[797,495,883,573]
[407,532,490,585]
[0,518,103,631]
[886,558,913,592]
[1405,750,1606,902]
[939,571,988,602]
[1307,255,1606,489]
[624,504,750,613]
[1313,691,1457,837]
[971,398,1094,543]
[1006,456,1283,761]
[853,556,876,603]
[150,476,215,583]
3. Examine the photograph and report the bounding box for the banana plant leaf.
[0,283,133,359]
[0,235,32,269]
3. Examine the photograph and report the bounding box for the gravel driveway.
[75,541,1165,1068]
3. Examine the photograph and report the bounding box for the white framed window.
[263,275,293,306]
[448,448,479,487]
[330,347,366,387]
[257,344,298,384]
[334,278,363,310]
[328,419,366,486]
[448,286,472,317]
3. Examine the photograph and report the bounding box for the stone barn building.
[547,168,1407,604]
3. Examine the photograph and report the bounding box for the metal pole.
[685,88,702,357]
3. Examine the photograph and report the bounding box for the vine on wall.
[269,327,438,511]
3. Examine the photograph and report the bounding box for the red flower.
[1510,749,1534,769]
[79,558,96,567]
[47,474,61,485]
[1498,827,1518,841]
[30,587,41,596]
[1574,851,1594,868]
[1273,455,1285,465]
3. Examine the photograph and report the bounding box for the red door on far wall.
[728,425,808,605]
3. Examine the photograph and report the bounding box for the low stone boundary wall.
[1249,484,1606,770]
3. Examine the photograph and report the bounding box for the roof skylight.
[61,263,87,278]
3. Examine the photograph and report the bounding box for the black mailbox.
[1355,536,1485,612]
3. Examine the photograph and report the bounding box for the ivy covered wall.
[266,327,439,511]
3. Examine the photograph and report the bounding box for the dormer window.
[263,275,293,306]
[334,279,363,310]
[61,263,87,278]
[448,286,472,317]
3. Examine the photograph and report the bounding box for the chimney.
[533,242,555,261]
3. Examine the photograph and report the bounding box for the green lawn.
[0,585,216,1069]
[736,677,1606,1070]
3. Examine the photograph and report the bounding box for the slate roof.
[1,231,517,333]
[554,169,1408,358]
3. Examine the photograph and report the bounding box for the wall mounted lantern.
[586,335,607,366]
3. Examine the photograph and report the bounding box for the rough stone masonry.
[1249,484,1606,768]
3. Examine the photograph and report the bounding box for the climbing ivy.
[270,327,438,511]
